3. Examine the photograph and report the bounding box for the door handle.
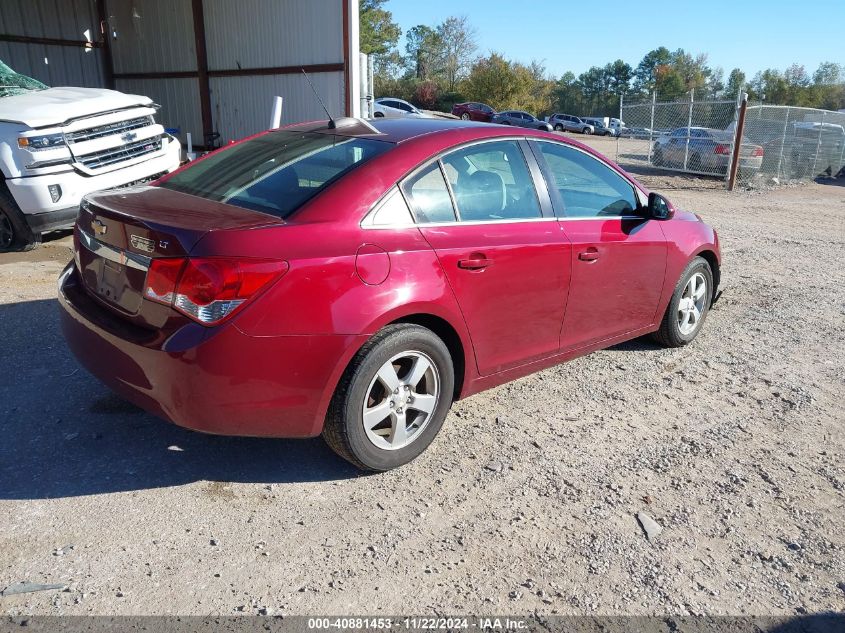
[578,248,600,262]
[457,256,493,270]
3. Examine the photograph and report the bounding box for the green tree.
[359,0,400,56]
[633,47,672,95]
[437,16,477,92]
[725,68,746,99]
[405,25,445,80]
[654,66,687,101]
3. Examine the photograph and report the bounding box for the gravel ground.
[1,158,843,617]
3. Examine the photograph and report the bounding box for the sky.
[385,0,844,81]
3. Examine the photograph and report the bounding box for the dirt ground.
[1,146,844,618]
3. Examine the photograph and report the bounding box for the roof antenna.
[301,68,336,129]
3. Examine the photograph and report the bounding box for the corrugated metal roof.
[106,0,197,74]
[116,76,203,141]
[204,0,343,71]
[0,41,104,87]
[0,0,104,87]
[0,0,99,40]
[210,71,345,142]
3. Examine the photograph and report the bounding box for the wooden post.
[727,92,748,191]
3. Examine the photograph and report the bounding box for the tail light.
[714,144,731,155]
[752,147,764,157]
[144,257,288,325]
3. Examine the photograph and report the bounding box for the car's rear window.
[158,131,392,218]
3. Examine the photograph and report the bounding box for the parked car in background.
[60,116,720,472]
[373,98,425,118]
[0,61,181,252]
[652,127,763,174]
[609,118,626,136]
[620,126,657,139]
[581,117,615,136]
[548,113,594,134]
[491,110,553,131]
[451,102,495,122]
[784,122,845,179]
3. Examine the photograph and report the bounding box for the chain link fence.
[617,94,845,187]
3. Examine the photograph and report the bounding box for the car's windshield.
[158,131,392,219]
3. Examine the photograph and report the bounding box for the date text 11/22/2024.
[307,617,529,630]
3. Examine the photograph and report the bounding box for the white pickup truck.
[0,78,181,251]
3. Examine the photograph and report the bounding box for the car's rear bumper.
[58,263,366,438]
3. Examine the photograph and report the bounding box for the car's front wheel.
[554,124,564,132]
[652,257,713,347]
[582,127,592,135]
[323,324,454,471]
[461,112,470,120]
[0,184,40,252]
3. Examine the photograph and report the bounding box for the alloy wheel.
[362,351,440,451]
[677,272,707,335]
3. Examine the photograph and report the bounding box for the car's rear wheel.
[323,324,454,471]
[689,152,703,172]
[374,111,384,118]
[461,113,470,120]
[0,184,40,252]
[652,257,713,347]
[652,147,664,166]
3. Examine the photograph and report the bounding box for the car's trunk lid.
[76,186,283,321]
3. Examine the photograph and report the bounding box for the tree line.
[360,0,845,117]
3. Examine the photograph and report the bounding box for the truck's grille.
[65,116,154,144]
[77,137,163,170]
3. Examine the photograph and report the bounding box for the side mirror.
[647,192,675,220]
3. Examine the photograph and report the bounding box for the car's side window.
[363,186,415,227]
[402,162,457,223]
[440,141,542,221]
[536,141,639,218]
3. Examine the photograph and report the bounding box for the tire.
[0,182,40,252]
[554,124,564,132]
[460,113,470,120]
[689,152,702,172]
[652,257,713,348]
[582,127,592,135]
[652,147,664,166]
[323,324,455,471]
[374,111,384,118]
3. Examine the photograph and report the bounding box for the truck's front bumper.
[6,140,181,226]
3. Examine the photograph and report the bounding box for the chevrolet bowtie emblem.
[92,219,108,236]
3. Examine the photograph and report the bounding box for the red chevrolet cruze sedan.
[59,117,720,471]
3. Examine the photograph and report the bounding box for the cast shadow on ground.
[0,298,361,501]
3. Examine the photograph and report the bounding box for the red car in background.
[60,118,721,471]
[451,102,496,122]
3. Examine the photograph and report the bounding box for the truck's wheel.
[0,184,40,252]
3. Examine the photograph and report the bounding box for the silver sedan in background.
[491,110,552,131]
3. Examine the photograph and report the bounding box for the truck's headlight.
[18,133,65,150]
